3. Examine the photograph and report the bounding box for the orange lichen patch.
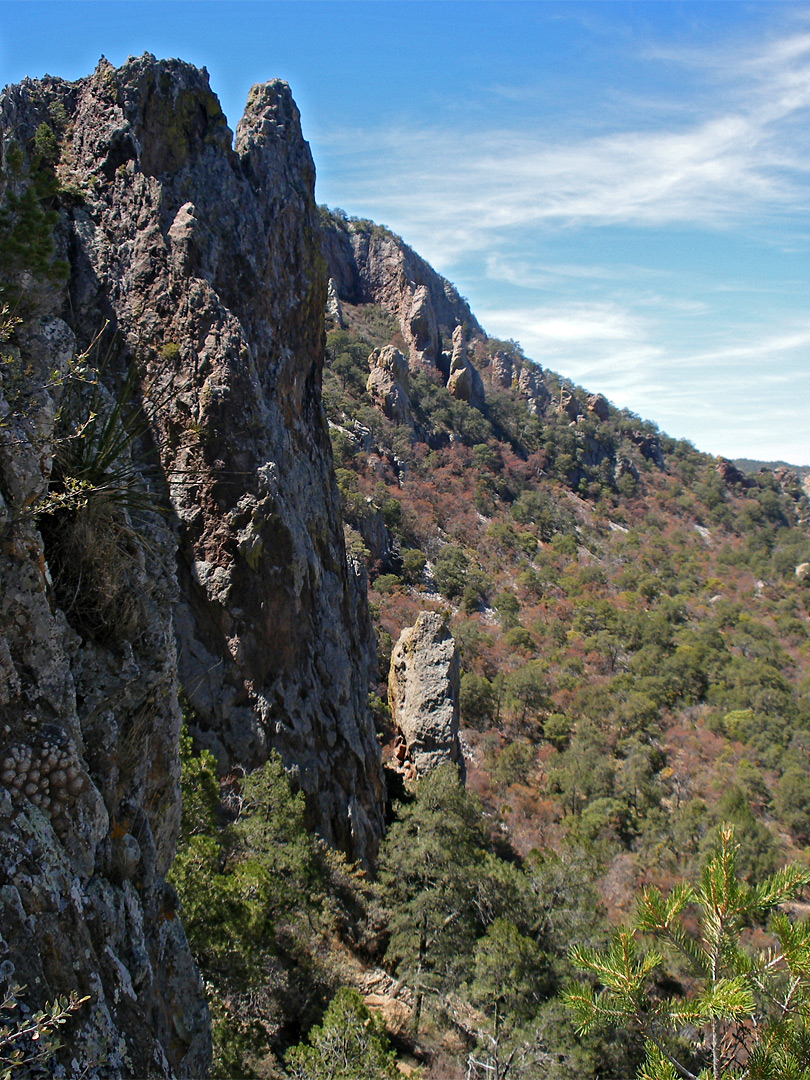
[110,818,129,840]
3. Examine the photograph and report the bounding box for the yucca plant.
[44,329,167,517]
[35,331,174,643]
[565,825,810,1080]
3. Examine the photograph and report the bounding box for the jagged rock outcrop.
[355,500,394,570]
[64,56,382,857]
[326,277,345,327]
[630,431,665,469]
[587,393,610,421]
[367,344,413,426]
[407,283,441,367]
[0,54,386,1077]
[388,612,463,779]
[0,279,209,1074]
[447,325,485,409]
[716,457,753,488]
[517,363,551,415]
[321,210,485,387]
[489,350,514,388]
[555,385,581,422]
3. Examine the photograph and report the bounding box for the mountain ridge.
[0,54,808,1079]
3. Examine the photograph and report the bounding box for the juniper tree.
[379,765,488,1034]
[286,988,405,1080]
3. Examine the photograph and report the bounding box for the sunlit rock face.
[388,612,464,780]
[320,210,485,385]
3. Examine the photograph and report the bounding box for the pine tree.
[565,825,810,1079]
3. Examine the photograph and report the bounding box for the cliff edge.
[0,55,384,1077]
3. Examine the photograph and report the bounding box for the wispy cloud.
[483,254,668,288]
[312,21,810,463]
[315,27,810,263]
[476,297,810,462]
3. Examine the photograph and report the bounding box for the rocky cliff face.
[321,210,569,420]
[0,54,384,1077]
[321,210,485,381]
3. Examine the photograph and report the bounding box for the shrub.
[401,548,426,584]
[504,626,535,653]
[460,672,495,729]
[0,981,87,1076]
[492,738,535,788]
[286,988,403,1080]
[372,573,401,594]
[433,544,470,600]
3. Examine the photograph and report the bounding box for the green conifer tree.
[565,826,810,1080]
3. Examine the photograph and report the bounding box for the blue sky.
[1,2,808,464]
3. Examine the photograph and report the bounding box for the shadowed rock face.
[0,54,384,1077]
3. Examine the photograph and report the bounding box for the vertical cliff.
[321,210,484,372]
[0,55,384,1077]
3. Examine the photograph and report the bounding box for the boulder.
[716,457,751,487]
[587,393,610,421]
[517,364,550,415]
[388,612,464,778]
[489,350,513,388]
[557,386,581,422]
[630,430,665,469]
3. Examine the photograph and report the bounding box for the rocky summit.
[0,55,383,1077]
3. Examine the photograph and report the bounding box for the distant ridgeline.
[736,458,810,480]
[0,54,809,1080]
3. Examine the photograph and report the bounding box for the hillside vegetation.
[316,219,810,1075]
[4,89,809,1076]
[173,215,810,1078]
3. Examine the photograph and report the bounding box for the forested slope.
[320,213,810,895]
[174,211,810,1079]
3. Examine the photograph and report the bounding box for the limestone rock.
[388,612,463,778]
[367,345,413,426]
